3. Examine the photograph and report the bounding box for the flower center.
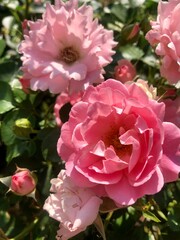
[60,46,79,64]
[103,127,132,159]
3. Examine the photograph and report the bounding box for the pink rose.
[58,79,180,206]
[146,0,180,84]
[43,170,102,240]
[34,0,42,4]
[163,97,180,128]
[19,0,116,94]
[114,59,136,83]
[10,168,36,196]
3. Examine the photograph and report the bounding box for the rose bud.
[13,118,32,139]
[10,167,37,196]
[121,23,140,43]
[114,59,136,83]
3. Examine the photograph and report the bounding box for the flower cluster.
[14,0,180,239]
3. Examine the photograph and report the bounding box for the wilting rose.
[114,59,136,83]
[58,79,180,206]
[146,0,180,84]
[43,170,102,240]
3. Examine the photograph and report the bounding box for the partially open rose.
[43,170,102,240]
[146,0,180,84]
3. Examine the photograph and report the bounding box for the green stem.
[104,211,113,231]
[25,0,30,19]
[10,218,38,240]
[42,161,52,196]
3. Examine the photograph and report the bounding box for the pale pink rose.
[145,0,180,84]
[43,170,102,240]
[134,79,157,99]
[58,79,180,206]
[19,0,117,94]
[54,91,83,126]
[114,59,136,83]
[163,97,180,128]
[34,0,42,4]
[11,168,36,196]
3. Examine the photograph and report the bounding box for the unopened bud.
[13,118,32,138]
[0,166,37,198]
[121,23,140,43]
[10,167,37,196]
[114,59,136,83]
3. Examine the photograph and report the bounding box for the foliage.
[0,0,179,240]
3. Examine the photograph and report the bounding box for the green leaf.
[115,215,123,226]
[142,211,161,223]
[119,45,144,60]
[168,204,180,231]
[141,55,159,68]
[0,100,14,114]
[0,61,19,82]
[1,111,18,146]
[111,4,127,23]
[0,39,6,57]
[1,109,33,146]
[40,127,60,162]
[157,210,167,221]
[0,81,15,102]
[6,141,25,163]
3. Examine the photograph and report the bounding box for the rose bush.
[146,0,180,84]
[58,79,180,206]
[1,0,180,239]
[43,170,102,240]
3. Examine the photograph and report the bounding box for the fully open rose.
[58,79,180,206]
[18,0,116,94]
